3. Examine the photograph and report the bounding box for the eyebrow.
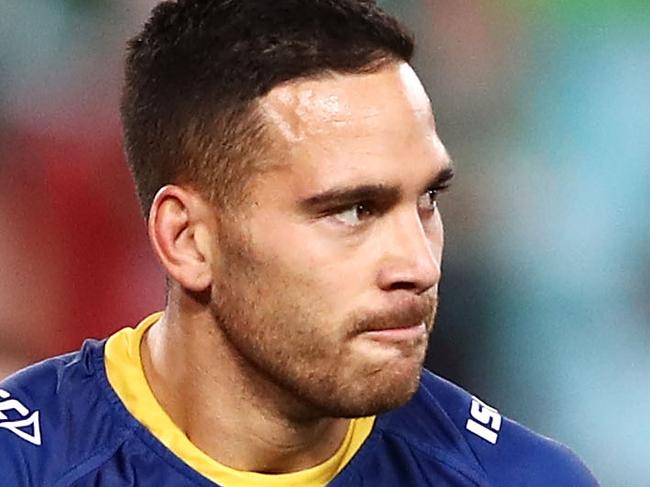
[299,162,455,213]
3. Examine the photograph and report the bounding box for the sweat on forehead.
[259,63,435,146]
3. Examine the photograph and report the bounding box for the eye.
[418,189,439,212]
[332,203,374,227]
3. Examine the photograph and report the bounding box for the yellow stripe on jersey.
[105,313,375,487]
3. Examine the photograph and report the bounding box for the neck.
[140,301,350,474]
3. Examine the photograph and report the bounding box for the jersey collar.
[104,312,375,487]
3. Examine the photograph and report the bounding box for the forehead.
[258,63,447,191]
[262,63,433,136]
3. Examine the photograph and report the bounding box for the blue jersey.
[0,318,598,486]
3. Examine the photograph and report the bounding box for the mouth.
[349,295,436,347]
[360,321,427,344]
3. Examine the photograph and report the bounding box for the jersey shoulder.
[378,370,599,486]
[0,340,131,486]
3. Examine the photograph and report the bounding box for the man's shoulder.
[375,370,599,486]
[0,339,129,486]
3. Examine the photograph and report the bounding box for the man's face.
[210,63,452,419]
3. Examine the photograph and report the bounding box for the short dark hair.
[121,0,414,215]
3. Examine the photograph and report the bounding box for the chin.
[322,361,425,419]
[339,381,422,419]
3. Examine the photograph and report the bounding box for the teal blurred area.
[1,2,648,484]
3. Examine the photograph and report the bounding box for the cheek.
[422,210,444,264]
[229,225,335,306]
[246,215,379,311]
[251,218,351,276]
[432,210,444,253]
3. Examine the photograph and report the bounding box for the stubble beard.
[210,269,438,420]
[209,231,438,420]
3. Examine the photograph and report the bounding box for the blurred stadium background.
[1,1,649,484]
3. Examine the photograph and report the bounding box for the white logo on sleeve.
[0,389,42,446]
[465,396,501,444]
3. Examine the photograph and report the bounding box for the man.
[0,1,598,485]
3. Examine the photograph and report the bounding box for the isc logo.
[465,396,502,445]
[0,389,42,446]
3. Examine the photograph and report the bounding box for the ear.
[148,185,215,292]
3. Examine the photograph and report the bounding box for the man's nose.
[376,210,442,294]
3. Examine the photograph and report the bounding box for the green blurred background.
[2,1,649,484]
